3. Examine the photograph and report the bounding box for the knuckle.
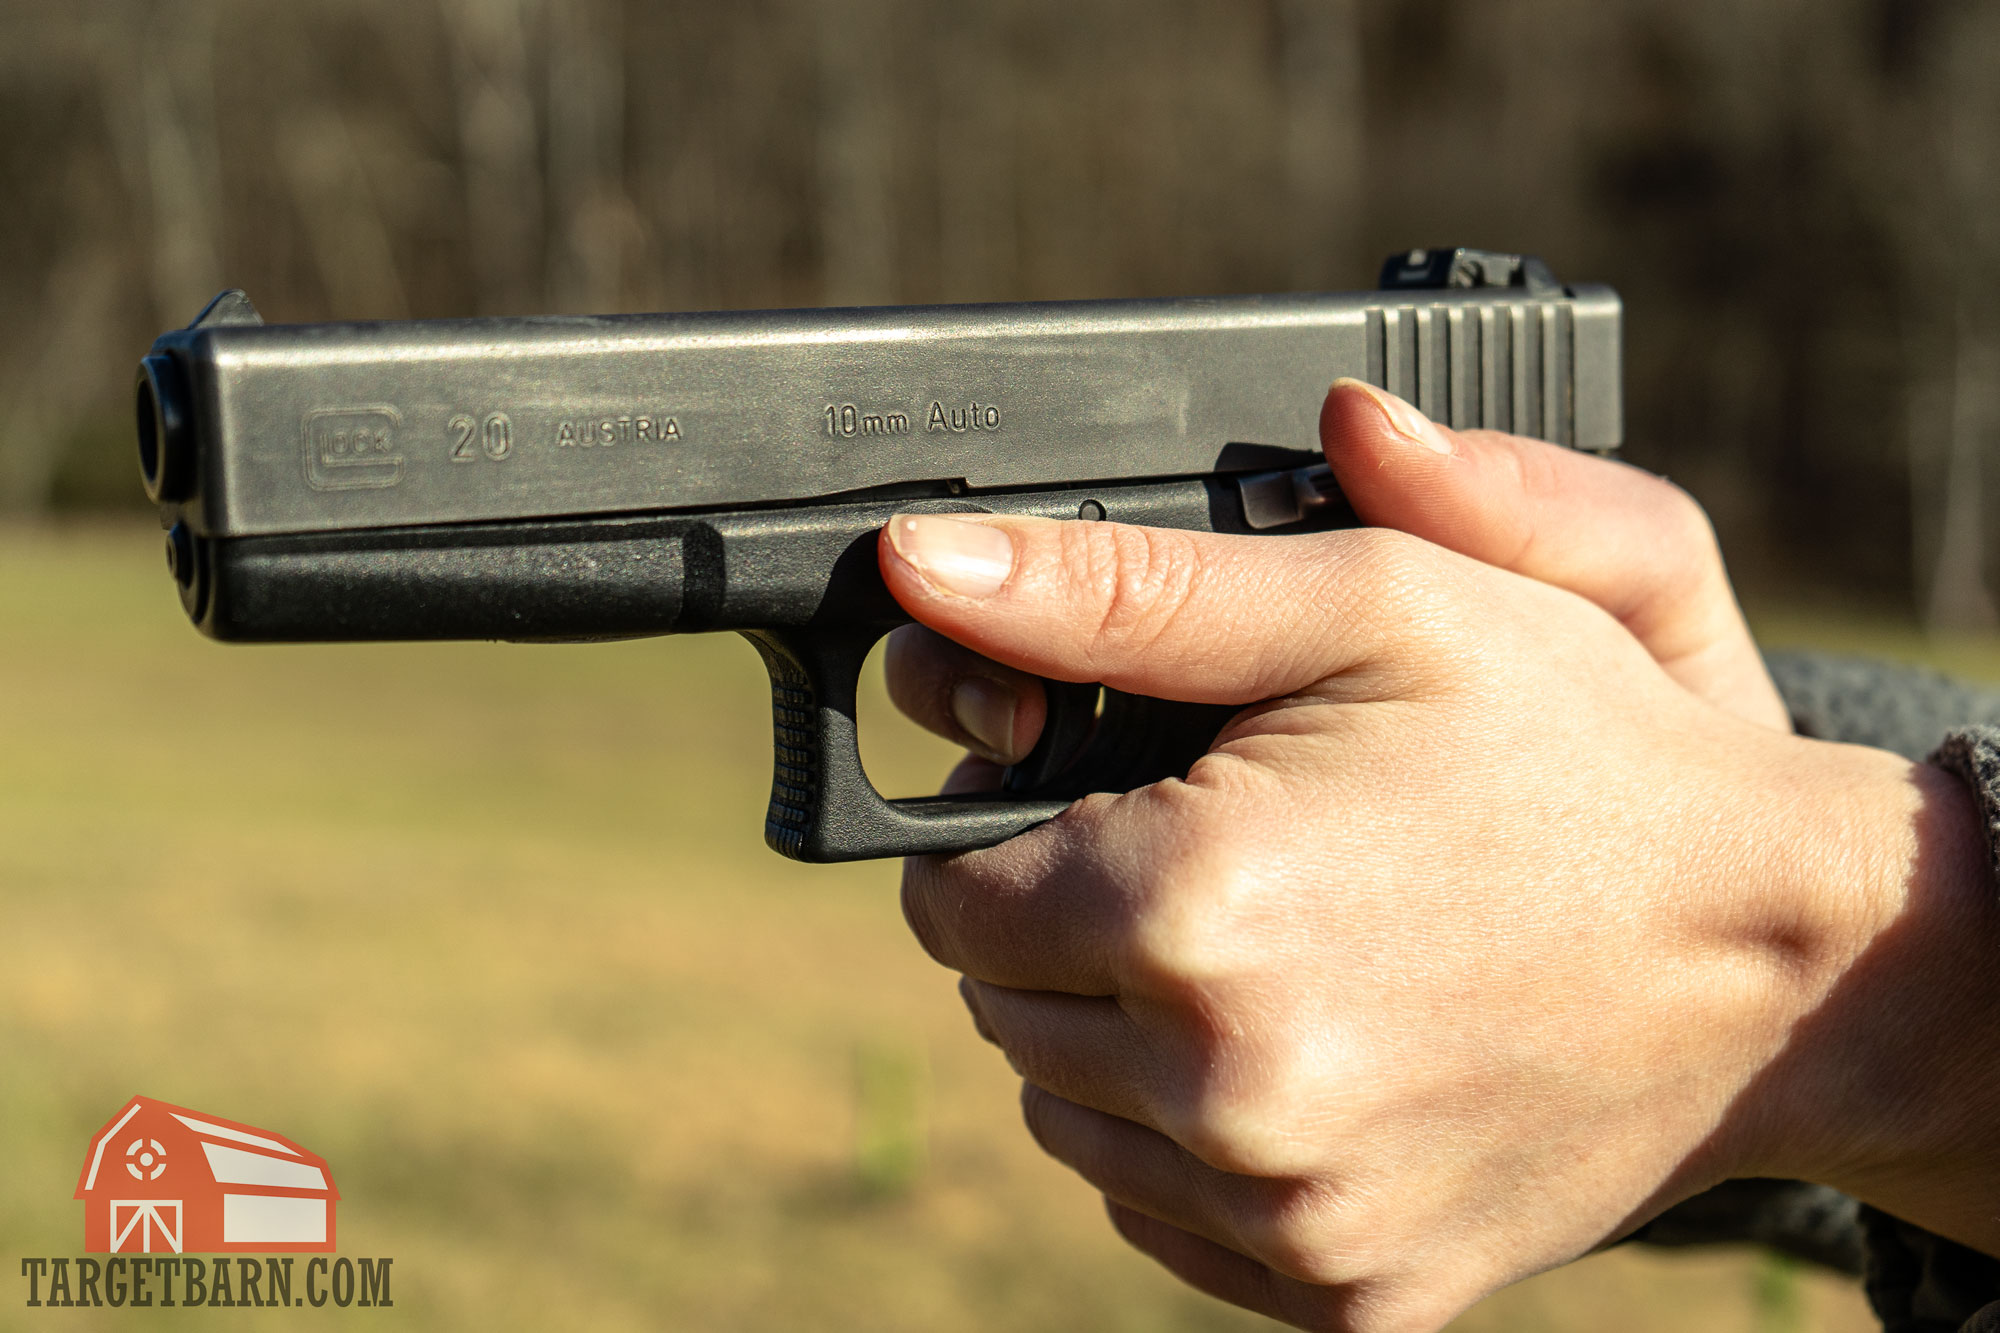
[1171,1091,1312,1178]
[898,870,952,965]
[1648,475,1722,559]
[1114,778,1278,993]
[1166,1022,1331,1178]
[1018,1080,1055,1150]
[1118,835,1249,992]
[1632,478,1731,622]
[1337,526,1439,596]
[1248,1183,1358,1287]
[1328,527,1472,658]
[899,858,976,968]
[1018,1080,1083,1163]
[1295,1289,1421,1333]
[1059,521,1205,669]
[989,1014,1049,1082]
[902,829,1077,981]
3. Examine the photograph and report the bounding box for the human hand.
[884,381,1787,774]
[873,389,2000,1331]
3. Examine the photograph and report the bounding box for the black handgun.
[136,248,1621,862]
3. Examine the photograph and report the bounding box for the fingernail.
[951,676,1020,762]
[887,514,1014,598]
[1338,378,1455,456]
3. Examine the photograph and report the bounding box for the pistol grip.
[744,628,1070,863]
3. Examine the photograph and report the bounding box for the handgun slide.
[139,249,1621,862]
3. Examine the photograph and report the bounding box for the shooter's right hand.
[883,379,1789,769]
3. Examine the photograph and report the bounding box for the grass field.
[4,519,1962,1331]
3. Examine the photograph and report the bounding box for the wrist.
[1737,737,2000,1255]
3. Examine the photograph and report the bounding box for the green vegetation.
[851,1040,930,1200]
[0,523,1899,1331]
[1755,1254,1805,1333]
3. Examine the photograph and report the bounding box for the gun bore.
[135,354,191,504]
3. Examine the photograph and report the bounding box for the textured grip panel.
[765,701,820,850]
[746,633,826,858]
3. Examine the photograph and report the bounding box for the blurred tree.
[1277,0,1364,291]
[1895,1,2000,630]
[131,1,225,327]
[545,0,632,313]
[276,105,411,319]
[0,0,1993,622]
[932,2,1019,300]
[816,0,900,306]
[443,0,544,314]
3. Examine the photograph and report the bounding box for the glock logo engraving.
[304,408,404,490]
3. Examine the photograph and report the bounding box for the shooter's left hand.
[871,391,2000,1333]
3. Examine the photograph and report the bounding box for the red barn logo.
[74,1097,338,1253]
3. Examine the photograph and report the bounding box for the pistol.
[137,248,1621,862]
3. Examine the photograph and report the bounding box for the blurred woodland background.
[6,0,2000,622]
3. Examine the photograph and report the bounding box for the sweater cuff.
[1930,727,2000,888]
[1857,727,2000,1333]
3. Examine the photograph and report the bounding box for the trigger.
[1001,680,1100,793]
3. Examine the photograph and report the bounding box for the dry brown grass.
[0,521,1892,1331]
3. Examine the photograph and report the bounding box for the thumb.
[1320,379,1786,728]
[876,513,1427,704]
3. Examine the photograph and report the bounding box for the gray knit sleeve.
[1860,727,2000,1333]
[1766,652,2000,760]
[1632,654,2000,1333]
[1933,728,2000,888]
